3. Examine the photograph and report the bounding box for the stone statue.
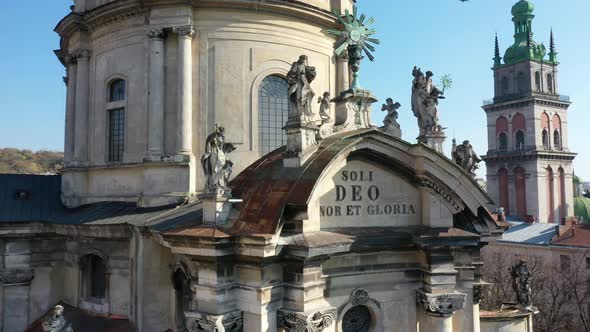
[317,92,331,124]
[451,139,482,176]
[411,66,443,136]
[201,125,236,195]
[42,305,73,332]
[287,55,317,123]
[380,98,402,138]
[510,259,533,309]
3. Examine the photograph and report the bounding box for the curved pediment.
[229,129,501,238]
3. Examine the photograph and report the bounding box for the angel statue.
[411,66,444,136]
[317,92,331,124]
[201,124,236,195]
[287,55,317,123]
[380,98,402,138]
[451,139,482,177]
[42,305,74,332]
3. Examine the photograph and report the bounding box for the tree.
[481,246,590,332]
[0,148,63,175]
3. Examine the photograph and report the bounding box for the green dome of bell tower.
[502,0,548,66]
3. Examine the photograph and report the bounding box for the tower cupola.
[504,0,546,65]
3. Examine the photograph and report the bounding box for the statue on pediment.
[510,259,533,309]
[380,98,402,138]
[201,124,236,195]
[411,66,444,136]
[287,55,317,123]
[452,139,482,177]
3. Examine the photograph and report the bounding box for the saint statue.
[510,259,533,309]
[317,92,331,124]
[451,139,482,177]
[411,66,444,136]
[201,125,236,195]
[42,305,73,332]
[287,55,317,123]
[380,98,402,138]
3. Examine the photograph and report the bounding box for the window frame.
[515,130,525,150]
[257,75,289,156]
[80,254,108,303]
[105,77,127,163]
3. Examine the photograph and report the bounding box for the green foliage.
[0,148,63,175]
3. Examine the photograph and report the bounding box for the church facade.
[0,1,545,332]
[482,0,576,223]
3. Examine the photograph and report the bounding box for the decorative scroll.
[277,310,334,332]
[416,290,466,317]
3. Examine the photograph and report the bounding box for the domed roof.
[575,197,590,221]
[512,0,535,16]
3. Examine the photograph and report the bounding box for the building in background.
[482,0,577,224]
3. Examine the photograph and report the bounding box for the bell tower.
[482,0,577,223]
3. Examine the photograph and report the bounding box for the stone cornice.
[483,96,571,112]
[0,268,34,285]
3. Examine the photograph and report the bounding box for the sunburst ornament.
[327,6,380,89]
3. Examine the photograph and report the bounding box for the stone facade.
[55,0,354,208]
[482,1,576,223]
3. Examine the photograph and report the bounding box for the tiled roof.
[551,223,590,247]
[26,302,133,332]
[0,174,202,231]
[499,222,558,245]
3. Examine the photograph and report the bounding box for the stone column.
[73,49,91,164]
[175,25,194,159]
[64,56,78,164]
[146,28,167,160]
[336,54,350,93]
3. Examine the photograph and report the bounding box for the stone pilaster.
[336,54,350,93]
[72,48,91,165]
[145,28,167,160]
[64,54,78,164]
[420,129,447,155]
[175,25,194,159]
[1,268,34,332]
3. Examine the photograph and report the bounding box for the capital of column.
[277,309,335,332]
[185,310,243,332]
[147,28,166,40]
[70,48,91,61]
[175,25,195,38]
[416,290,466,317]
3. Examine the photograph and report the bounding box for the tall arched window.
[80,254,106,300]
[498,168,510,215]
[515,130,525,150]
[558,167,566,221]
[498,133,508,151]
[107,79,126,162]
[258,75,289,155]
[515,167,527,217]
[172,268,191,331]
[517,72,527,93]
[501,77,510,95]
[542,130,549,149]
[552,114,562,150]
[547,167,555,222]
[547,73,554,94]
[534,71,541,92]
[553,130,561,150]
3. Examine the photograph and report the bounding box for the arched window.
[80,254,106,300]
[553,130,561,150]
[498,133,508,151]
[498,168,510,215]
[109,79,126,102]
[342,306,372,332]
[517,72,527,93]
[515,167,527,217]
[534,71,541,92]
[558,167,566,221]
[172,268,191,331]
[547,73,554,94]
[542,130,549,149]
[501,77,510,95]
[547,167,555,222]
[515,130,525,150]
[258,75,289,155]
[107,79,126,162]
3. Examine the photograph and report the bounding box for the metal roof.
[499,221,558,245]
[0,174,202,230]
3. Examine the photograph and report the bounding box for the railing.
[487,145,565,156]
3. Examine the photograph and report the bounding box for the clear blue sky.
[0,0,588,179]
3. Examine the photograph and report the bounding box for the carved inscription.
[320,170,417,218]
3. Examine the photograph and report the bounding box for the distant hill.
[0,148,63,175]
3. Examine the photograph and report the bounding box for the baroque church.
[0,0,547,331]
